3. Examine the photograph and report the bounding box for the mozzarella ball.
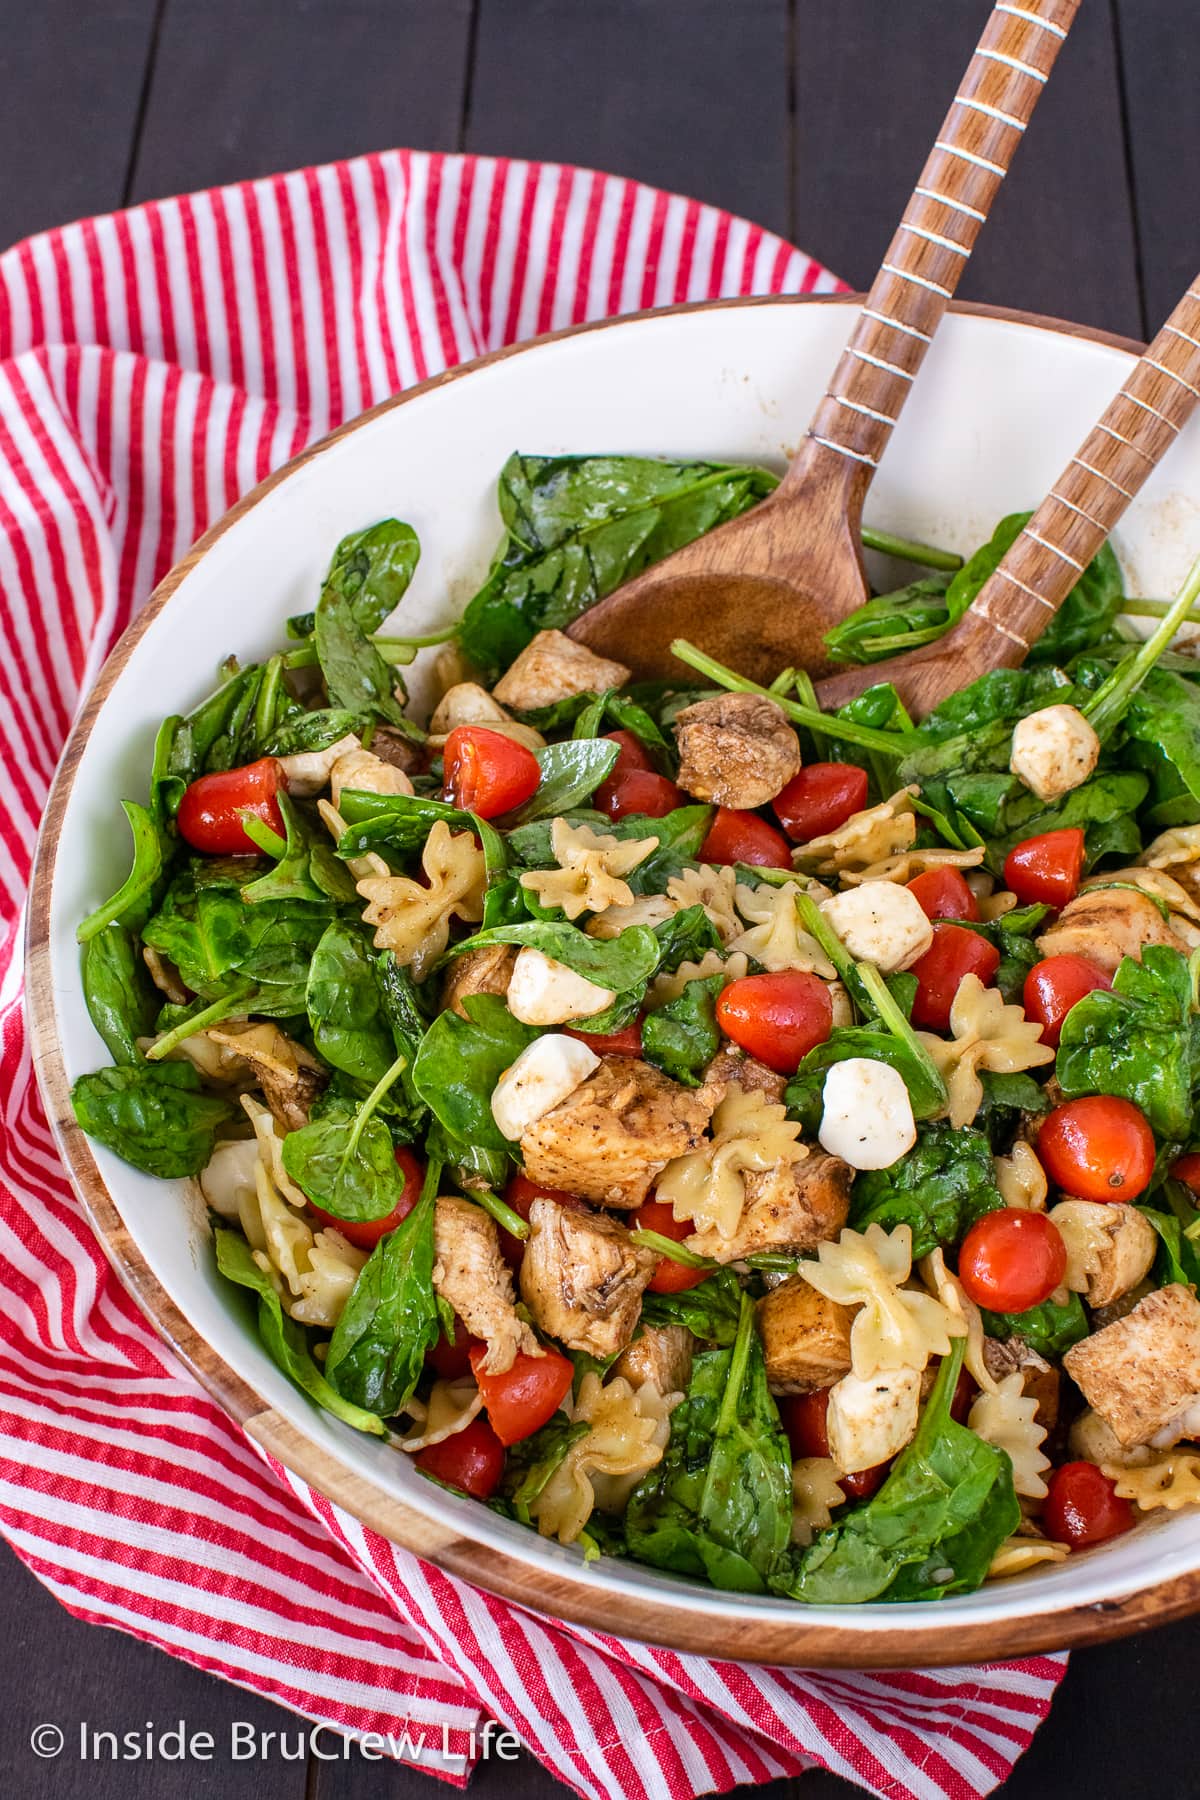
[818,1057,916,1170]
[1010,704,1100,803]
[827,1366,922,1473]
[490,1034,600,1141]
[506,947,617,1026]
[820,883,933,972]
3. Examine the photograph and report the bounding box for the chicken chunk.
[613,1323,694,1395]
[673,692,801,809]
[1049,1199,1156,1308]
[1009,704,1100,803]
[757,1276,854,1393]
[1036,885,1187,975]
[1063,1283,1200,1448]
[491,628,630,713]
[432,1195,539,1374]
[519,1198,656,1358]
[364,725,425,778]
[686,1151,851,1262]
[520,1055,712,1208]
[982,1336,1060,1431]
[701,1046,787,1108]
[203,1022,325,1131]
[330,744,414,806]
[427,682,545,750]
[441,943,516,1018]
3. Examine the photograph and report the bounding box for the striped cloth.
[0,149,1066,1798]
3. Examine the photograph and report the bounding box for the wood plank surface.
[1113,0,1197,335]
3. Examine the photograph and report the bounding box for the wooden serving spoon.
[815,276,1200,717]
[568,0,1080,684]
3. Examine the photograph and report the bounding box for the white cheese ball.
[506,947,617,1026]
[818,1057,917,1171]
[1010,703,1100,803]
[820,883,933,973]
[827,1366,922,1473]
[490,1034,599,1142]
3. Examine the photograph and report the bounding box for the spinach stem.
[345,1053,408,1157]
[254,654,284,746]
[239,811,287,859]
[1084,551,1200,742]
[630,1228,715,1269]
[794,892,857,992]
[669,640,916,755]
[857,961,948,1106]
[145,989,246,1061]
[861,524,962,573]
[714,1291,756,1439]
[472,1187,531,1240]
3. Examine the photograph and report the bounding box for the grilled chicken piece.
[757,1277,854,1393]
[613,1323,694,1394]
[673,692,801,810]
[329,745,414,806]
[1036,885,1187,975]
[204,1022,325,1131]
[1064,1283,1200,1448]
[427,682,545,751]
[520,1056,712,1208]
[701,1046,787,1108]
[441,943,517,1018]
[491,629,630,712]
[685,1151,851,1263]
[982,1336,1061,1431]
[519,1198,656,1358]
[432,1195,539,1373]
[368,726,426,777]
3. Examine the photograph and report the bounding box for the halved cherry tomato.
[957,1208,1067,1312]
[177,756,287,855]
[699,806,793,869]
[565,1017,644,1057]
[415,1416,505,1499]
[633,1196,708,1294]
[1042,1461,1134,1548]
[468,1343,574,1446]
[1003,827,1086,908]
[773,762,869,843]
[908,924,1000,1031]
[906,866,980,923]
[1172,1152,1200,1198]
[309,1144,424,1251]
[426,1324,482,1381]
[595,768,684,819]
[716,971,834,1074]
[498,1172,583,1269]
[778,1390,887,1499]
[1023,954,1112,1047]
[1037,1095,1156,1202]
[443,725,541,818]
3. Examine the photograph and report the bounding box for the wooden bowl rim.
[28,291,1195,1667]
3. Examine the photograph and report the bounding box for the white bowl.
[29,296,1200,1665]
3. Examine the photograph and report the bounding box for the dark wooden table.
[1,2,1197,1795]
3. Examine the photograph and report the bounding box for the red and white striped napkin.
[0,149,1065,1799]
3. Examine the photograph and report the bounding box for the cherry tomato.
[468,1343,574,1446]
[498,1172,583,1269]
[415,1416,505,1500]
[1003,827,1086,909]
[177,756,287,856]
[699,806,793,869]
[778,1390,886,1498]
[1038,1095,1156,1202]
[603,729,655,776]
[773,762,869,843]
[957,1208,1067,1313]
[443,725,541,818]
[908,924,1001,1032]
[564,1017,644,1057]
[1172,1152,1200,1198]
[1042,1461,1134,1549]
[426,1324,481,1381]
[633,1196,708,1294]
[1023,954,1112,1047]
[595,768,684,819]
[716,971,834,1074]
[309,1145,424,1251]
[906,866,980,923]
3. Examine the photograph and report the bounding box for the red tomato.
[716,972,834,1074]
[595,768,684,819]
[415,1416,505,1500]
[699,806,793,869]
[1003,827,1086,908]
[443,725,541,818]
[426,1325,481,1381]
[1043,1461,1134,1549]
[633,1196,708,1294]
[309,1145,424,1251]
[906,866,980,923]
[1172,1152,1200,1197]
[1023,954,1112,1047]
[778,1390,886,1499]
[773,762,869,843]
[957,1209,1067,1312]
[469,1343,574,1447]
[908,924,1001,1031]
[498,1172,583,1269]
[564,1017,644,1057]
[1038,1096,1156,1202]
[177,756,286,855]
[604,729,655,776]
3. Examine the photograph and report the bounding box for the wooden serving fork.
[568,0,1080,683]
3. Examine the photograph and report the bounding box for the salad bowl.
[27,293,1200,1666]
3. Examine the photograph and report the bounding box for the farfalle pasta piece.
[398,1377,484,1452]
[1104,1450,1200,1511]
[1049,1200,1111,1294]
[917,974,1053,1129]
[317,798,390,881]
[730,880,836,975]
[799,1223,964,1380]
[357,819,486,979]
[995,1141,1048,1211]
[657,1081,806,1240]
[792,786,919,877]
[519,817,656,921]
[791,1457,846,1546]
[587,893,678,939]
[920,1248,997,1396]
[839,845,985,887]
[647,949,748,1008]
[667,864,741,944]
[987,1537,1070,1580]
[969,1373,1050,1498]
[529,1375,676,1545]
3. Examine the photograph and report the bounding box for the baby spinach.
[1119,668,1200,830]
[973,1069,1051,1149]
[983,770,1150,874]
[502,1419,589,1524]
[785,1025,946,1133]
[451,919,662,997]
[335,790,507,883]
[315,579,414,731]
[850,1123,1002,1258]
[71,1062,236,1178]
[76,801,165,943]
[281,1056,407,1222]
[82,923,159,1064]
[264,707,369,755]
[824,575,953,666]
[306,920,396,1088]
[642,974,724,1087]
[651,903,724,974]
[241,793,339,905]
[412,995,539,1152]
[1056,944,1199,1140]
[1139,1199,1200,1288]
[325,1184,441,1416]
[980,1292,1088,1357]
[289,518,420,638]
[503,738,619,824]
[639,1267,743,1344]
[141,866,332,1014]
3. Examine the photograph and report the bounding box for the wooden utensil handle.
[965,281,1200,663]
[794,0,1078,503]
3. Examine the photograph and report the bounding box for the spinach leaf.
[71,1062,236,1178]
[642,975,723,1087]
[450,920,662,997]
[504,738,619,824]
[1138,1201,1200,1288]
[306,920,396,1087]
[281,1057,407,1221]
[823,576,952,667]
[501,1419,589,1524]
[214,1228,385,1435]
[335,790,507,883]
[776,1340,1019,1604]
[1120,667,1200,831]
[850,1123,1002,1258]
[289,519,420,638]
[785,1023,947,1132]
[82,924,159,1064]
[265,707,369,755]
[76,801,165,943]
[412,994,539,1152]
[639,1268,743,1344]
[953,904,1050,1003]
[908,666,1074,752]
[980,1292,1089,1357]
[142,864,333,1010]
[1056,944,1198,1140]
[325,1189,440,1416]
[973,1069,1051,1149]
[241,792,332,905]
[651,903,724,974]
[517,689,675,768]
[983,771,1150,875]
